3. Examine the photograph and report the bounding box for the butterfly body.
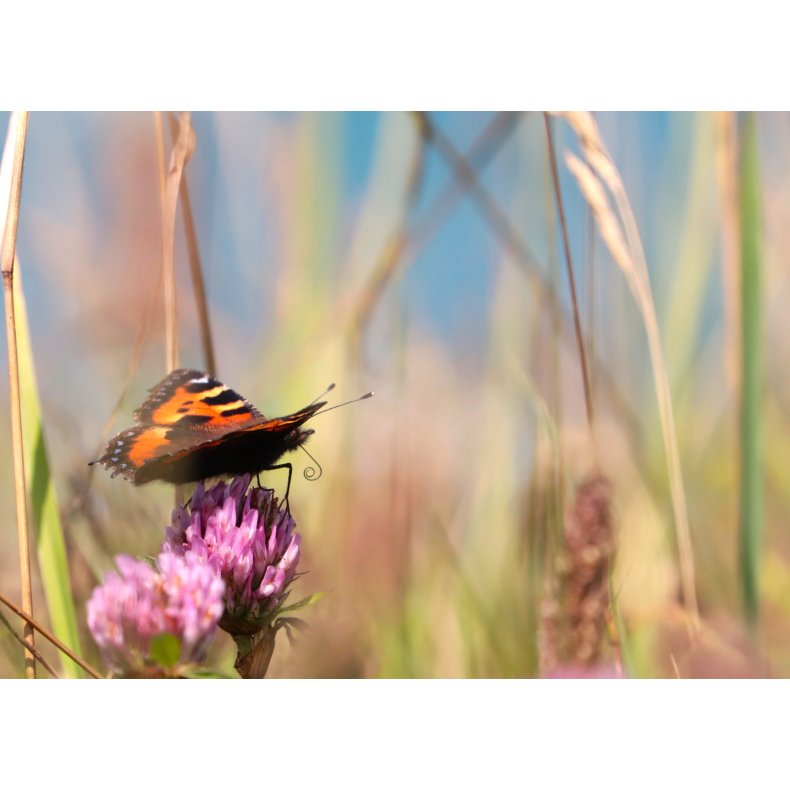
[92,369,324,486]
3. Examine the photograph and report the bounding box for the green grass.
[14,271,84,677]
[738,112,764,626]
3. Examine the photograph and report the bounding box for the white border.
[1,679,788,785]
[0,1,785,109]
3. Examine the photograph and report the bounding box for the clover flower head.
[163,474,301,632]
[87,551,225,675]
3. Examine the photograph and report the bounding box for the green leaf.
[14,270,84,677]
[150,633,181,669]
[276,591,324,614]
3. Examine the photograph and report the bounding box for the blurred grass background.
[0,111,787,678]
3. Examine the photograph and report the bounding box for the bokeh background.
[0,111,787,678]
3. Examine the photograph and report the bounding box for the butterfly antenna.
[300,444,323,482]
[310,382,336,406]
[313,391,374,417]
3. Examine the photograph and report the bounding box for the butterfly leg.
[261,463,293,513]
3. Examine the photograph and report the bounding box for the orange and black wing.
[92,369,261,481]
[133,368,263,429]
[91,369,324,485]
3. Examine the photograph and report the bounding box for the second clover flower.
[87,551,225,676]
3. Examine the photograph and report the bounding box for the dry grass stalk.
[0,608,58,677]
[0,589,103,678]
[167,112,216,376]
[1,111,36,677]
[539,474,618,675]
[159,111,195,373]
[585,206,597,406]
[543,113,596,453]
[153,112,170,362]
[560,111,699,630]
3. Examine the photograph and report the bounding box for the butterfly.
[90,368,329,496]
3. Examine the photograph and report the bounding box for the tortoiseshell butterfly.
[90,369,353,494]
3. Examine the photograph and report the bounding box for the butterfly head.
[286,426,315,451]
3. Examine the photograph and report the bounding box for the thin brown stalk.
[157,111,188,373]
[1,111,35,677]
[544,113,595,445]
[562,111,699,629]
[541,143,565,544]
[153,111,171,366]
[167,112,216,376]
[0,609,58,677]
[0,589,103,678]
[586,204,596,403]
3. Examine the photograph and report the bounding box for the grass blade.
[14,268,85,677]
[738,113,763,624]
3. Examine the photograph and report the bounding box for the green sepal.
[276,591,324,615]
[150,633,181,669]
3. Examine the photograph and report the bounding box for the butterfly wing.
[131,402,326,485]
[133,368,263,428]
[93,369,261,481]
[92,369,325,485]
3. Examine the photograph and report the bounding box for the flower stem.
[233,627,277,679]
